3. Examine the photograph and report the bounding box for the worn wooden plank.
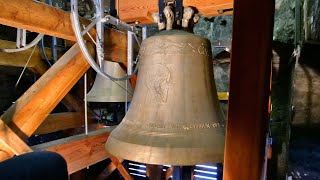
[34,112,96,135]
[0,120,32,155]
[118,0,234,24]
[223,0,274,179]
[32,127,115,174]
[0,44,90,161]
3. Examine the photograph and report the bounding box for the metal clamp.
[158,0,183,23]
[101,15,139,33]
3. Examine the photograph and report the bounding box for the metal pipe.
[84,73,88,135]
[40,37,52,66]
[1,34,44,53]
[142,25,147,40]
[126,31,134,112]
[51,37,57,62]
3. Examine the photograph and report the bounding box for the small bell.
[87,61,133,102]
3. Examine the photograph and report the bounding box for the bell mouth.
[105,133,224,166]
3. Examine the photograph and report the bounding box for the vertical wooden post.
[146,165,163,180]
[223,0,275,179]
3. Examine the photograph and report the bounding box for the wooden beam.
[0,39,88,113]
[0,119,32,156]
[118,0,234,24]
[110,156,133,180]
[0,0,129,62]
[0,44,90,161]
[223,0,274,179]
[34,112,95,135]
[97,159,124,179]
[32,127,115,174]
[0,0,75,41]
[59,94,86,112]
[0,39,52,68]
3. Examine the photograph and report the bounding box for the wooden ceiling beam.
[118,0,234,24]
[0,0,129,63]
[0,0,76,41]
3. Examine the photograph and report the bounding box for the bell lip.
[105,135,224,166]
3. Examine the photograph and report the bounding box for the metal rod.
[15,45,37,87]
[142,25,147,40]
[16,29,26,48]
[84,73,88,135]
[52,37,57,62]
[96,0,105,68]
[126,31,134,112]
[81,17,100,36]
[127,31,134,75]
[125,80,128,113]
[295,0,301,45]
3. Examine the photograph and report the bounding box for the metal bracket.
[16,29,26,48]
[101,15,139,33]
[158,0,183,23]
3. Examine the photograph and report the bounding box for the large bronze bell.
[87,61,133,102]
[105,30,225,165]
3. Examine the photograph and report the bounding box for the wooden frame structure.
[0,0,275,179]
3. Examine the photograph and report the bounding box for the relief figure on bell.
[146,64,172,103]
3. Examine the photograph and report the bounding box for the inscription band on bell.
[123,123,221,130]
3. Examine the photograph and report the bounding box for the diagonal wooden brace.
[0,43,90,161]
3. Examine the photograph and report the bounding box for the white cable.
[1,34,44,53]
[84,73,88,135]
[15,45,37,87]
[82,24,97,45]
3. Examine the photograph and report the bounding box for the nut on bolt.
[218,9,224,14]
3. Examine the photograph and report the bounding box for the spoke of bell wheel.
[96,0,105,68]
[81,17,100,36]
